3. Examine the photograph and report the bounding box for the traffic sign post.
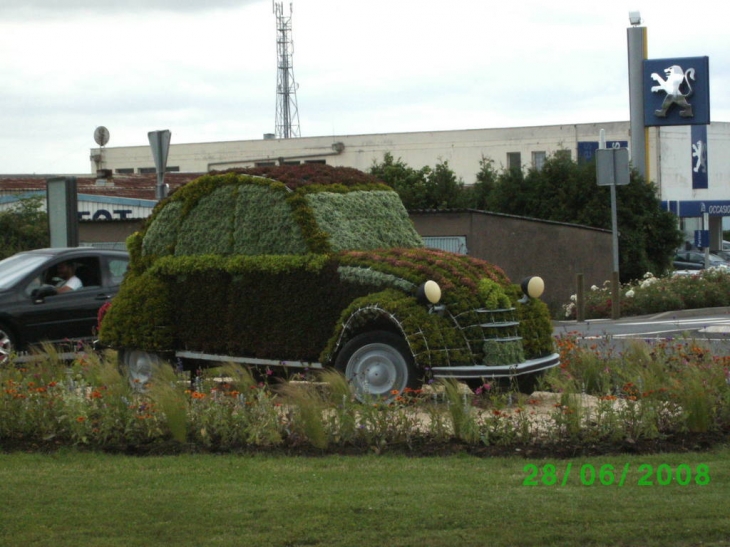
[148,130,171,200]
[596,143,630,320]
[596,147,630,274]
[596,147,630,187]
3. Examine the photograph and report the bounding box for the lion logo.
[650,65,695,118]
[692,140,707,174]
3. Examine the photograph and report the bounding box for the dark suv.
[0,247,129,364]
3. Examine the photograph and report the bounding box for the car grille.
[452,307,526,366]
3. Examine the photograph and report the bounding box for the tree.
[423,160,464,209]
[462,155,498,211]
[369,153,431,210]
[0,196,49,260]
[370,154,465,210]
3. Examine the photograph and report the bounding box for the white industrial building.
[91,121,730,247]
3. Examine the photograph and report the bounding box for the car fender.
[320,289,470,370]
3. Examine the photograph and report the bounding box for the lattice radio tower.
[273,1,300,138]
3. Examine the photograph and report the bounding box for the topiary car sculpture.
[100,164,559,399]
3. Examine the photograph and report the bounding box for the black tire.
[514,371,544,394]
[335,331,417,401]
[119,349,165,389]
[0,323,16,365]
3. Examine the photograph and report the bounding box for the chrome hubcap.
[346,342,407,398]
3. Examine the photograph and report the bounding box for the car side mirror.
[32,284,58,301]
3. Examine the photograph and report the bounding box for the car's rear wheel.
[335,331,416,402]
[0,324,16,365]
[119,349,164,389]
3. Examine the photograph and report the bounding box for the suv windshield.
[0,253,49,289]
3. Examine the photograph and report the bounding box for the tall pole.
[273,1,301,139]
[627,14,648,180]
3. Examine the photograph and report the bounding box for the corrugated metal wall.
[422,236,468,255]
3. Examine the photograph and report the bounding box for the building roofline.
[408,208,612,233]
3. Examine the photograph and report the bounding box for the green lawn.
[1,448,729,547]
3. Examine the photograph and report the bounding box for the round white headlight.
[417,280,442,305]
[521,276,545,299]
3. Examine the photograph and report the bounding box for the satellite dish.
[94,126,110,147]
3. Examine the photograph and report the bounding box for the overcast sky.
[1,0,728,174]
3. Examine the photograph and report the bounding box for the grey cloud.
[1,0,263,18]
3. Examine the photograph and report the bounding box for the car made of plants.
[99,165,559,398]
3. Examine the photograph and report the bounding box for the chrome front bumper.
[430,352,560,379]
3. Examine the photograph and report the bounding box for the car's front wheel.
[119,349,164,389]
[0,324,16,365]
[335,331,416,401]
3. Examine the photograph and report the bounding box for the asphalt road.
[553,307,730,355]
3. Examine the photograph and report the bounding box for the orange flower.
[76,416,86,423]
[90,390,103,399]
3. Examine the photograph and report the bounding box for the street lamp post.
[627,11,648,180]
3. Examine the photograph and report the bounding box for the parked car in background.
[713,249,730,262]
[100,165,559,400]
[0,247,129,364]
[673,250,730,271]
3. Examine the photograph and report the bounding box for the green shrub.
[513,291,555,359]
[175,185,237,256]
[138,170,413,261]
[234,185,307,255]
[141,201,184,258]
[307,191,423,251]
[99,271,175,351]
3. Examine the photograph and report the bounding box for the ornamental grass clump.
[2,339,729,453]
[185,364,283,449]
[549,333,730,437]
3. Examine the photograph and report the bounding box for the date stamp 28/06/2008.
[522,463,710,487]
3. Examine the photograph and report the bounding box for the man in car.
[56,261,83,293]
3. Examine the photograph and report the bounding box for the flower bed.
[563,269,730,320]
[2,334,728,455]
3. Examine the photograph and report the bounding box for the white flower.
[591,285,599,291]
[640,277,658,288]
[643,272,654,279]
[625,289,635,298]
[570,294,577,302]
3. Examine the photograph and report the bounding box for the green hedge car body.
[100,166,559,398]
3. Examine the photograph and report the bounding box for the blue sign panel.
[694,230,709,249]
[577,141,629,163]
[643,56,710,126]
[662,200,730,217]
[691,125,708,189]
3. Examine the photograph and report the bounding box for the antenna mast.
[273,1,301,138]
